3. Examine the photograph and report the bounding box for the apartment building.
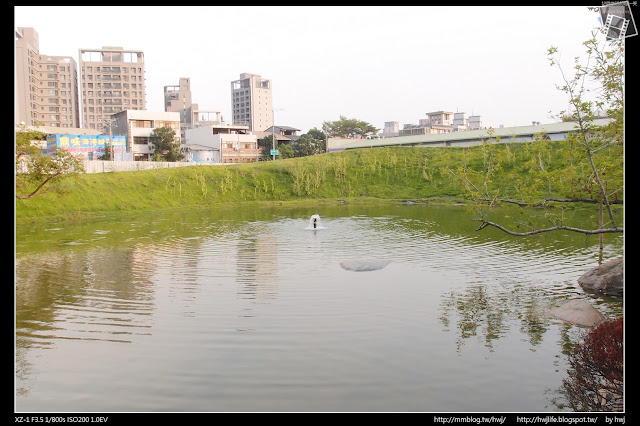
[231,73,272,132]
[399,111,455,136]
[111,110,180,161]
[426,111,453,126]
[396,111,483,136]
[164,77,194,125]
[165,77,224,142]
[78,46,146,130]
[15,27,80,128]
[165,77,196,142]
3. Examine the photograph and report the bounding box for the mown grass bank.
[15,142,622,224]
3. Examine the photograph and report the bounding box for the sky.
[15,6,607,134]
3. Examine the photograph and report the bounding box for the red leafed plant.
[562,317,623,411]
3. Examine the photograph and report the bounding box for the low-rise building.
[426,111,453,126]
[388,111,483,137]
[111,110,181,161]
[398,111,456,136]
[452,112,468,131]
[399,123,454,136]
[255,125,301,147]
[468,115,483,130]
[381,121,400,138]
[184,123,262,164]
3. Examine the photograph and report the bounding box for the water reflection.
[439,283,554,353]
[236,235,279,301]
[15,204,623,411]
[15,246,157,398]
[16,248,155,346]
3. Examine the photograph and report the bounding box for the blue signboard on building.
[46,134,127,156]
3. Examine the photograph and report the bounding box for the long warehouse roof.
[328,118,614,151]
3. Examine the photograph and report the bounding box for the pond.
[15,203,623,412]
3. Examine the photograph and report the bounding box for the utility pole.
[108,119,114,161]
[103,118,114,161]
[272,108,284,160]
[272,113,276,161]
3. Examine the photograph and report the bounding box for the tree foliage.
[293,127,326,158]
[15,126,44,160]
[150,127,183,162]
[16,125,85,199]
[561,317,623,411]
[258,135,275,158]
[277,143,294,159]
[294,134,321,157]
[257,136,294,160]
[451,20,623,240]
[305,128,327,152]
[322,115,378,139]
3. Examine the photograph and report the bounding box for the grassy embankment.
[15,141,622,223]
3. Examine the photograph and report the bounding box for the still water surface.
[15,203,623,412]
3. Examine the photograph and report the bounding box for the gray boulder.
[549,300,604,327]
[578,257,623,296]
[340,259,391,272]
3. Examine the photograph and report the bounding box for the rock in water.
[578,257,623,296]
[340,259,391,272]
[548,300,604,327]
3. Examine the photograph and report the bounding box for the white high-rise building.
[231,73,272,132]
[468,115,483,130]
[453,112,468,131]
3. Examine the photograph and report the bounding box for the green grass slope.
[15,142,623,223]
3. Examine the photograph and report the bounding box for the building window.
[156,121,179,131]
[132,120,153,128]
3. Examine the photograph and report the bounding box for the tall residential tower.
[78,46,146,130]
[164,77,194,125]
[231,73,272,132]
[15,27,80,128]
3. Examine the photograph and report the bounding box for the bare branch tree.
[459,26,624,244]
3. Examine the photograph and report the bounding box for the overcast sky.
[15,6,606,133]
